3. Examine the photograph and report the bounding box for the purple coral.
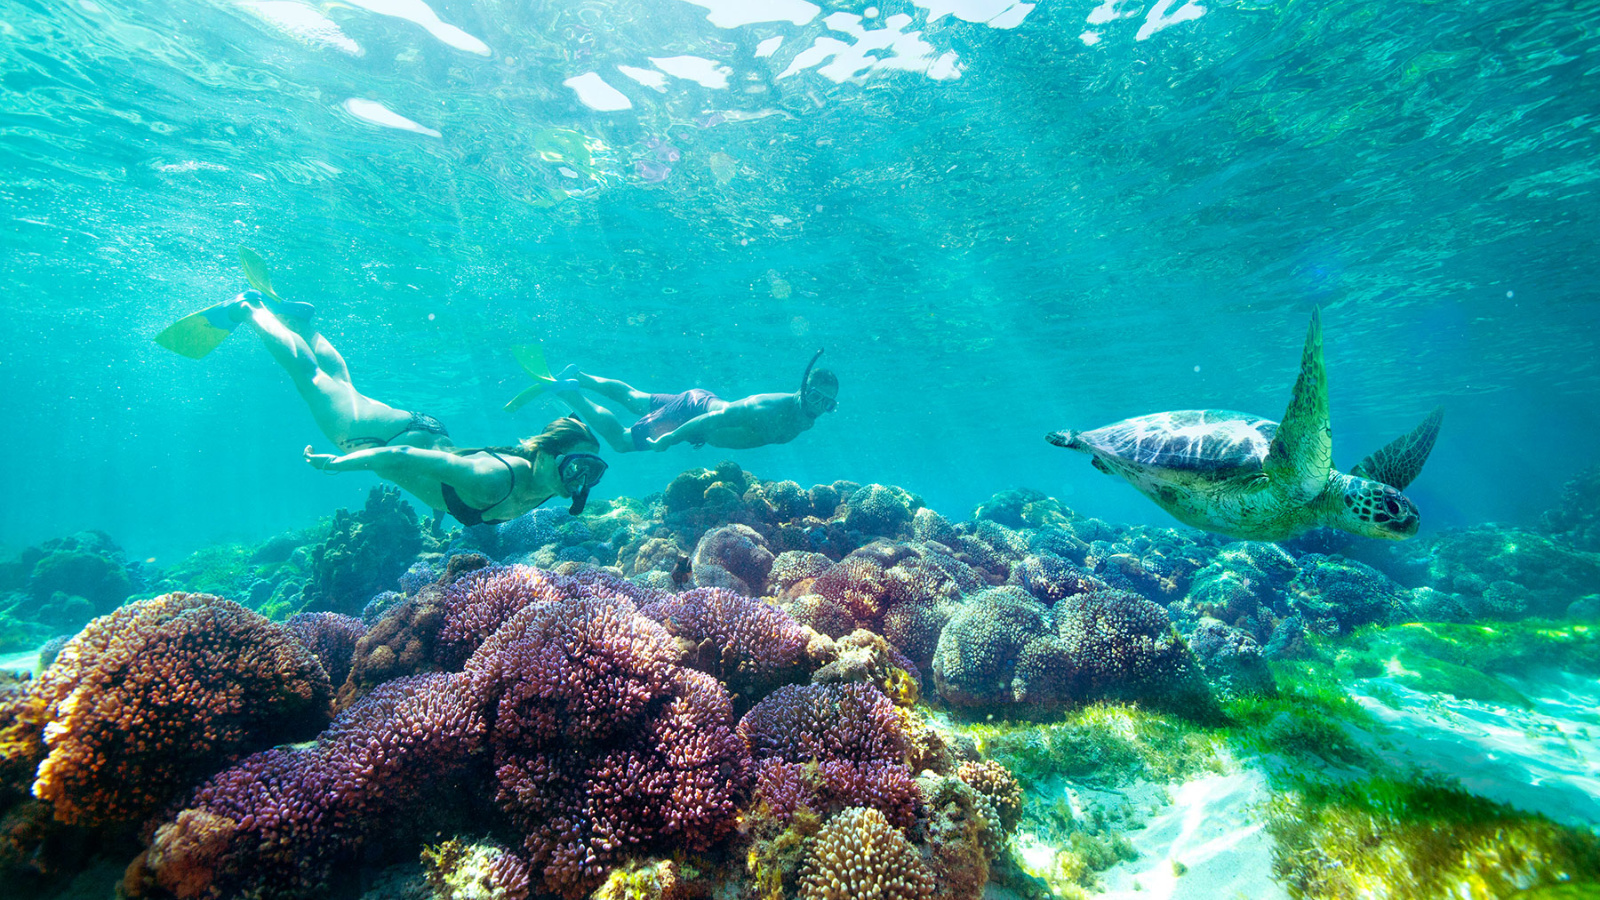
[691,524,775,595]
[738,683,918,827]
[284,611,365,686]
[639,587,812,703]
[434,565,568,669]
[138,672,485,899]
[466,597,744,898]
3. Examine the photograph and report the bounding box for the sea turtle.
[1047,309,1442,541]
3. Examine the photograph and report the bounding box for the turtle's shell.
[1078,410,1278,477]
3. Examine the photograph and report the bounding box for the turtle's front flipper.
[1351,406,1443,490]
[1264,307,1333,502]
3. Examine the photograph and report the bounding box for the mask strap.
[799,348,824,395]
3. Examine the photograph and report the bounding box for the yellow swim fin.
[239,246,283,301]
[154,300,242,359]
[504,343,557,412]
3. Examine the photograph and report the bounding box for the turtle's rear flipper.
[1352,406,1443,491]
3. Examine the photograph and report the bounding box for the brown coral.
[798,807,934,900]
[28,593,332,826]
[956,760,1022,832]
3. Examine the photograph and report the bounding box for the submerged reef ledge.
[2,462,1599,899]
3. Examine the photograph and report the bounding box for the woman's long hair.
[515,415,597,459]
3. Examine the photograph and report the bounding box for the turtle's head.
[1337,476,1419,539]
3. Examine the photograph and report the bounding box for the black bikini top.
[440,449,518,527]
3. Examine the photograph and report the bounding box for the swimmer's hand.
[305,446,339,471]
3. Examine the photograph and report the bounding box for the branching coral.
[739,683,917,827]
[640,587,812,704]
[467,597,744,899]
[135,672,485,899]
[283,611,364,687]
[798,807,934,900]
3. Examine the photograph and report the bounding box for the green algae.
[962,703,1222,790]
[1310,620,1600,707]
[1222,661,1376,766]
[1266,773,1600,900]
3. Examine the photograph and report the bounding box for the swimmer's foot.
[549,363,582,393]
[262,293,315,323]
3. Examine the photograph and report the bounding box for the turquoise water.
[5,5,1600,898]
[1,0,1597,559]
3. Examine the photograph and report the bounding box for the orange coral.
[28,593,332,826]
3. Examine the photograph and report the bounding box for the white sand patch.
[1094,760,1286,900]
[1349,672,1600,827]
[1,649,40,676]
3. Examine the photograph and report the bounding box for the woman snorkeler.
[159,272,608,525]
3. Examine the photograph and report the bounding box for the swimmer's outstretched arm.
[303,445,483,487]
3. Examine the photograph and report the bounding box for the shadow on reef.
[0,461,1597,899]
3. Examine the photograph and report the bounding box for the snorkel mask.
[799,348,837,414]
[557,452,608,514]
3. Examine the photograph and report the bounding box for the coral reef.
[639,587,813,705]
[466,596,744,899]
[22,593,332,827]
[7,461,1589,900]
[797,806,934,900]
[299,487,429,618]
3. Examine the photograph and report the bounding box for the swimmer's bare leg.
[559,367,654,416]
[557,390,637,453]
[241,303,406,444]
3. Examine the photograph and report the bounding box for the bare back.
[678,392,816,449]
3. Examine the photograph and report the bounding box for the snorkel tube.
[799,348,825,394]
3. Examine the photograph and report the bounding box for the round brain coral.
[768,551,835,597]
[798,807,934,900]
[639,587,812,704]
[28,592,332,827]
[1007,553,1107,605]
[931,587,1050,707]
[1052,589,1215,714]
[690,524,775,595]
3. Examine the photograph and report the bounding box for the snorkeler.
[509,349,838,453]
[156,250,608,524]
